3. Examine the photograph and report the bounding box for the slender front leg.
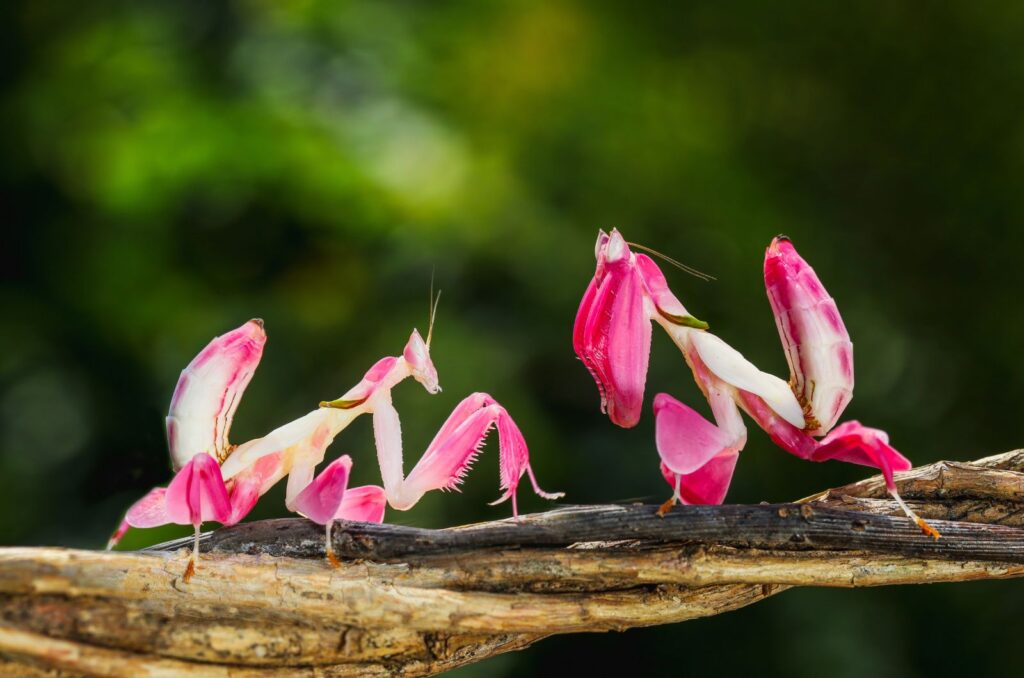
[376,394,493,510]
[371,394,410,508]
[489,404,563,517]
[377,393,561,516]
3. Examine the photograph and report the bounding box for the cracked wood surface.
[1,450,1024,676]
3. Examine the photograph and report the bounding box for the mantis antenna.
[627,241,716,282]
[426,282,442,348]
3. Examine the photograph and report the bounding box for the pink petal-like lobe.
[226,452,287,525]
[736,390,819,460]
[166,319,267,470]
[659,451,739,505]
[573,230,652,428]
[738,390,910,492]
[335,485,387,523]
[654,393,737,475]
[164,453,232,526]
[814,420,912,491]
[293,456,353,525]
[764,237,853,435]
[124,487,171,528]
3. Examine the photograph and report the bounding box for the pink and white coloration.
[165,319,267,469]
[220,325,562,521]
[107,320,388,579]
[764,236,853,436]
[574,229,938,538]
[291,455,388,566]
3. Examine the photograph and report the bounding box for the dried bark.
[2,450,1024,676]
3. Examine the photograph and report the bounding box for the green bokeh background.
[4,2,1024,675]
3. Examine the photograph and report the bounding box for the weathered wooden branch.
[2,450,1024,676]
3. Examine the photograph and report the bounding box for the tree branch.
[3,450,1024,676]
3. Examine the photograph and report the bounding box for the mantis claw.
[657,471,683,517]
[182,523,201,583]
[325,521,342,568]
[890,489,942,540]
[656,495,678,517]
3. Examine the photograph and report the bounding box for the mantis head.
[404,288,442,394]
[403,329,440,394]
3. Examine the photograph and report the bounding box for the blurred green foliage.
[5,1,1024,675]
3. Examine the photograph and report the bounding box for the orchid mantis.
[107,319,388,579]
[574,229,938,538]
[219,327,561,519]
[111,313,560,579]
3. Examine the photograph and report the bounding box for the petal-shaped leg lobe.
[165,453,232,526]
[735,390,819,460]
[764,237,853,435]
[113,453,274,546]
[226,452,287,525]
[167,319,267,470]
[123,487,171,528]
[293,456,353,525]
[814,420,912,489]
[654,393,740,475]
[739,392,914,500]
[574,237,653,428]
[336,485,387,523]
[659,450,740,505]
[814,422,935,538]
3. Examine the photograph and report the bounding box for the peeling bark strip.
[2,452,1024,676]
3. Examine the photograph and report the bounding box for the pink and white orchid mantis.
[219,326,562,521]
[107,319,387,579]
[574,229,938,538]
[111,312,561,578]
